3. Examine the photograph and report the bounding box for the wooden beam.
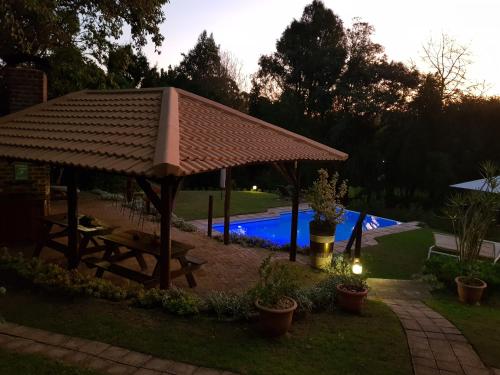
[66,168,79,269]
[272,162,297,186]
[344,212,366,257]
[135,177,163,214]
[290,161,300,261]
[223,167,232,245]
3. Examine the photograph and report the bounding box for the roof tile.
[0,87,347,177]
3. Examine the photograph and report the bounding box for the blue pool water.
[212,210,400,247]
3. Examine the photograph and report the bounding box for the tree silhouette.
[0,0,169,66]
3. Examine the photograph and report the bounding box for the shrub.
[308,169,348,229]
[444,162,500,272]
[172,214,197,232]
[217,233,309,254]
[0,250,137,301]
[161,287,200,315]
[250,255,299,309]
[423,256,500,291]
[205,291,253,320]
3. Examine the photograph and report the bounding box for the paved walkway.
[385,299,493,375]
[0,321,237,375]
[368,279,496,375]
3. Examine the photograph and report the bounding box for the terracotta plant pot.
[336,284,368,314]
[255,297,297,337]
[455,276,487,305]
[309,222,336,269]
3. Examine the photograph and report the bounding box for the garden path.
[0,321,237,375]
[369,280,495,375]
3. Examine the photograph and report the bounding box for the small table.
[33,213,117,261]
[84,230,206,288]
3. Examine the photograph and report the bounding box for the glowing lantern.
[352,258,363,275]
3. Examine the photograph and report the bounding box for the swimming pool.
[212,210,400,247]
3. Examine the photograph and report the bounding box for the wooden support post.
[290,162,300,262]
[66,168,79,269]
[207,194,213,237]
[223,167,232,245]
[159,178,174,289]
[126,177,133,202]
[137,176,181,289]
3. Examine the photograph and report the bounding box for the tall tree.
[421,33,479,103]
[165,31,244,110]
[106,44,150,88]
[0,0,169,66]
[254,0,347,117]
[336,20,419,117]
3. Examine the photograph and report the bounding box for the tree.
[46,47,108,98]
[166,31,245,110]
[254,0,347,117]
[106,45,150,89]
[0,0,169,66]
[421,33,479,103]
[336,20,420,117]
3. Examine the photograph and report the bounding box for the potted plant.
[446,162,499,305]
[308,169,348,269]
[336,275,368,314]
[252,256,298,337]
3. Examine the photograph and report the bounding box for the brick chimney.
[0,67,51,243]
[4,67,48,113]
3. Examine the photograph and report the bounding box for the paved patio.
[11,193,420,295]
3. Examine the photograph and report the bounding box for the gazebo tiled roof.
[0,87,347,177]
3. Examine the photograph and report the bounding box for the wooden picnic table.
[84,229,206,288]
[33,213,117,262]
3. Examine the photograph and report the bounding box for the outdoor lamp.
[352,258,363,275]
[252,185,258,191]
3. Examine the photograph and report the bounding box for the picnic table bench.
[84,229,206,288]
[33,213,117,260]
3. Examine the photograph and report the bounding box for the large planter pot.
[309,222,336,269]
[336,284,368,314]
[255,297,297,337]
[455,276,487,305]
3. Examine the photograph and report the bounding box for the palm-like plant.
[445,161,500,272]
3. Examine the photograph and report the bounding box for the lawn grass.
[363,228,433,279]
[426,294,500,369]
[0,288,412,375]
[0,348,99,375]
[174,190,288,220]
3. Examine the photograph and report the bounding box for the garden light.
[252,185,258,191]
[352,258,363,275]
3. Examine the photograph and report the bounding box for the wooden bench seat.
[84,257,154,285]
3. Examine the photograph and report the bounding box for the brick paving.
[17,194,419,296]
[0,322,238,375]
[384,299,494,375]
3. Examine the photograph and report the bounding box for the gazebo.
[0,87,348,289]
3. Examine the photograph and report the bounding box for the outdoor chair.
[428,232,500,264]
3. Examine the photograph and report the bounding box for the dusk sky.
[125,0,500,95]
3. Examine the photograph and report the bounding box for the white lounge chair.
[428,232,500,264]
